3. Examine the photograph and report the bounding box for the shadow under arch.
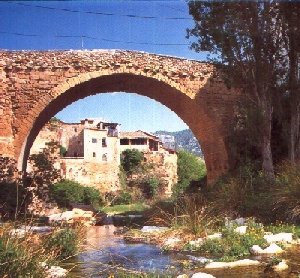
[20,73,229,184]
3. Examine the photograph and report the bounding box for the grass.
[184,221,268,262]
[102,203,149,215]
[0,222,84,277]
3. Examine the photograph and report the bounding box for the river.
[66,226,300,278]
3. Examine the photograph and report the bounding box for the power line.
[10,2,191,20]
[0,30,190,46]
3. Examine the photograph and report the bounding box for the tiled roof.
[120,130,158,139]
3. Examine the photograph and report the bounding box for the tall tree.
[187,2,286,178]
[279,3,300,163]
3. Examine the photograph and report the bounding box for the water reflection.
[67,226,300,278]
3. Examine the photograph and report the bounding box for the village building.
[29,118,177,195]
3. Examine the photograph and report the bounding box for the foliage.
[188,222,268,261]
[121,149,144,174]
[83,186,103,209]
[0,224,55,277]
[174,150,206,195]
[140,176,161,199]
[102,203,149,215]
[111,191,133,205]
[59,145,67,157]
[51,179,102,208]
[271,162,300,223]
[0,182,28,220]
[187,1,295,178]
[29,141,61,190]
[43,227,80,259]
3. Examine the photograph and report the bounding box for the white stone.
[177,275,188,278]
[234,225,247,234]
[250,243,284,255]
[191,273,216,278]
[189,238,204,248]
[163,237,181,248]
[48,211,74,223]
[205,259,260,269]
[46,265,68,278]
[273,260,289,272]
[141,226,168,233]
[206,233,222,240]
[264,233,293,244]
[187,255,213,264]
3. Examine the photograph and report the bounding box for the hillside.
[155,129,203,157]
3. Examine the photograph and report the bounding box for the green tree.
[176,150,206,193]
[50,180,102,208]
[187,2,287,179]
[278,3,300,163]
[121,149,144,174]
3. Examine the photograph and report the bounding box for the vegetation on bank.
[0,223,82,277]
[50,179,103,209]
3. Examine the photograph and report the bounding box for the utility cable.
[9,2,191,20]
[0,30,190,46]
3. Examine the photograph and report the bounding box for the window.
[102,154,107,161]
[92,138,97,143]
[93,152,96,157]
[102,138,107,147]
[120,139,129,145]
[74,128,77,132]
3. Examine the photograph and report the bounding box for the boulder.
[234,225,247,235]
[141,226,168,233]
[46,265,67,278]
[250,243,284,255]
[206,233,222,240]
[187,255,213,264]
[163,237,181,248]
[264,233,293,244]
[189,238,204,248]
[205,259,260,269]
[272,260,289,272]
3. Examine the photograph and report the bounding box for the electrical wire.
[9,1,191,20]
[0,31,190,46]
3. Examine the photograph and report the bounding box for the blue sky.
[1,1,206,132]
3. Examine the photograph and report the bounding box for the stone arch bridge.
[0,50,239,184]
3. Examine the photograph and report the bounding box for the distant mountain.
[155,129,203,157]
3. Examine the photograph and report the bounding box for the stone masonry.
[0,50,240,184]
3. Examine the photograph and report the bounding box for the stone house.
[29,119,177,195]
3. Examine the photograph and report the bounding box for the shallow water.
[67,226,300,278]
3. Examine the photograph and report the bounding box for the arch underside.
[19,73,229,183]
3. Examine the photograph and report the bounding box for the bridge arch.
[0,50,239,184]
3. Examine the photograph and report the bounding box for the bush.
[43,227,80,259]
[174,150,206,195]
[0,224,56,277]
[51,180,102,208]
[271,162,300,223]
[111,191,133,205]
[121,149,143,174]
[188,221,268,261]
[141,176,161,198]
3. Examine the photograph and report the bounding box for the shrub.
[43,227,80,259]
[141,176,161,198]
[189,222,268,261]
[111,191,133,205]
[174,150,206,195]
[271,162,300,223]
[51,180,102,208]
[83,186,103,209]
[0,224,56,277]
[121,149,144,174]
